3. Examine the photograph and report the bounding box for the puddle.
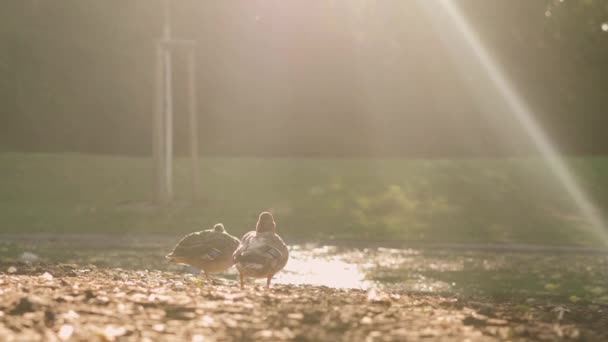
[275,249,372,289]
[1,234,607,300]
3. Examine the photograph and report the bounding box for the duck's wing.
[232,231,255,260]
[233,232,289,274]
[224,232,241,250]
[167,231,231,262]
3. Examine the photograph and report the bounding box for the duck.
[166,223,240,278]
[233,212,289,289]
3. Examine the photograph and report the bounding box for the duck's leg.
[266,275,273,290]
[239,272,244,290]
[203,270,210,280]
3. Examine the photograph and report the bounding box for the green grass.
[0,152,607,245]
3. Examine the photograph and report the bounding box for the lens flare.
[419,0,608,246]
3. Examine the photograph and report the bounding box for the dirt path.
[1,263,606,341]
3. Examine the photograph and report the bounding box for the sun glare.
[418,0,608,246]
[274,247,371,289]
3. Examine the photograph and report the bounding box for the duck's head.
[213,223,226,233]
[256,212,276,233]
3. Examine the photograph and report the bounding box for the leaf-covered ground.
[2,234,607,303]
[1,234,608,341]
[1,262,607,342]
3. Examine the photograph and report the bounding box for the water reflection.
[1,236,607,301]
[275,247,372,289]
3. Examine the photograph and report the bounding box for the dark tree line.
[0,0,607,157]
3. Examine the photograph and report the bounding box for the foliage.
[1,1,608,156]
[545,0,608,35]
[1,152,607,246]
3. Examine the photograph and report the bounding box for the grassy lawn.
[0,152,607,245]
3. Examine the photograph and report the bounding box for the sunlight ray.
[418,0,608,246]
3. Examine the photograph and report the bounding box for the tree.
[545,0,608,35]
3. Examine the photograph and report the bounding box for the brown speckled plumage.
[233,212,289,289]
[166,223,240,277]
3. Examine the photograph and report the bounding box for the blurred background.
[1,0,607,246]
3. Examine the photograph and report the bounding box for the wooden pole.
[163,48,174,201]
[154,0,197,203]
[163,0,172,39]
[162,0,173,201]
[187,49,201,200]
[154,42,168,203]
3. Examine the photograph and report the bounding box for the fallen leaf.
[100,325,126,341]
[58,324,74,341]
[360,316,373,325]
[40,272,54,281]
[192,335,205,342]
[544,283,560,291]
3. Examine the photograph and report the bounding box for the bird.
[166,223,240,279]
[233,212,289,289]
